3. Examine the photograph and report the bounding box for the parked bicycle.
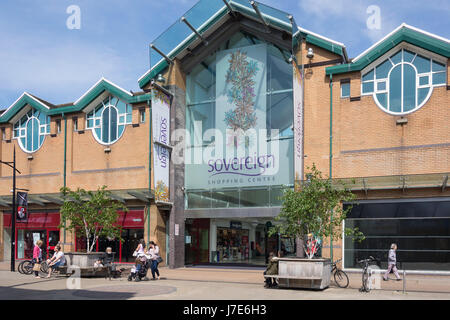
[357,256,379,292]
[18,259,49,275]
[331,259,349,288]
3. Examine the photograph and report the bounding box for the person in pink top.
[33,240,43,278]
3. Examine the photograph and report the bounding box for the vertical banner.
[292,60,304,183]
[152,88,171,202]
[16,192,28,222]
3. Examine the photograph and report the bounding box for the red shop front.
[75,209,145,263]
[3,211,61,260]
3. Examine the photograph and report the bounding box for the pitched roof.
[326,23,450,76]
[0,78,151,123]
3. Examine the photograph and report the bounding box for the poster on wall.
[292,59,304,183]
[216,43,267,140]
[152,88,171,202]
[16,192,28,222]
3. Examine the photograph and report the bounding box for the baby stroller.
[128,253,151,282]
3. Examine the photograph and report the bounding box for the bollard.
[402,269,406,294]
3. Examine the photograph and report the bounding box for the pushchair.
[128,253,151,282]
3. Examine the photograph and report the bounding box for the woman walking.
[383,243,402,281]
[148,241,161,280]
[32,240,43,279]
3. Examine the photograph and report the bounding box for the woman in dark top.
[102,247,115,280]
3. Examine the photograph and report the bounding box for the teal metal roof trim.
[0,92,51,123]
[0,79,151,123]
[326,25,450,76]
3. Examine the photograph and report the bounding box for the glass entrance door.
[17,229,46,260]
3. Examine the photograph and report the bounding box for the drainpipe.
[148,99,152,244]
[63,113,67,243]
[329,74,333,263]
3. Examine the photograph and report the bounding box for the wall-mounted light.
[306,47,314,60]
[156,74,166,83]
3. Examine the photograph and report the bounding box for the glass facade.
[185,31,294,209]
[362,48,446,115]
[344,200,450,271]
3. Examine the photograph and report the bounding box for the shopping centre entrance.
[185,218,295,266]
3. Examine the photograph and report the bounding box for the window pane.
[269,92,293,137]
[362,81,374,94]
[186,191,211,209]
[116,100,127,114]
[211,190,240,208]
[418,87,429,105]
[102,107,110,143]
[432,61,445,72]
[403,64,416,112]
[110,107,118,142]
[187,59,215,104]
[376,60,391,79]
[389,65,402,112]
[390,50,402,64]
[268,49,292,92]
[413,55,430,73]
[432,72,446,85]
[240,189,270,207]
[362,69,374,82]
[376,93,387,109]
[341,83,350,97]
[377,81,386,91]
[403,50,415,63]
[419,76,429,86]
[187,102,214,146]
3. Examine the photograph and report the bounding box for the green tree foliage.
[269,164,365,258]
[59,186,128,253]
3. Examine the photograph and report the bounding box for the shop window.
[86,95,132,145]
[343,201,450,271]
[56,119,61,134]
[12,107,50,153]
[1,127,5,140]
[361,48,446,115]
[73,117,78,132]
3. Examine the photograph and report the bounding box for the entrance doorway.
[17,229,60,260]
[185,219,209,264]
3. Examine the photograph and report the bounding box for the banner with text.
[152,89,171,202]
[293,60,304,182]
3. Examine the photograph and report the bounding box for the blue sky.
[0,0,448,109]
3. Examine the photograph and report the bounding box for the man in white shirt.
[46,245,66,278]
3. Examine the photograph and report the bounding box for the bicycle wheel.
[18,260,27,274]
[334,269,349,288]
[362,268,370,292]
[22,261,34,275]
[40,261,49,274]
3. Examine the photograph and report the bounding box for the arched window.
[86,96,132,145]
[361,48,446,115]
[13,108,50,153]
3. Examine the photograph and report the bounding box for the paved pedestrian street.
[1,267,449,300]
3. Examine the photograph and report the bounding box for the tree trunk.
[296,236,305,258]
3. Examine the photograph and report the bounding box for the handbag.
[33,263,41,272]
[156,257,163,264]
[132,251,138,257]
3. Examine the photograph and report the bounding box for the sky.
[0,0,449,109]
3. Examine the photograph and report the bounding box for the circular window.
[86,96,132,145]
[361,49,446,115]
[13,108,50,153]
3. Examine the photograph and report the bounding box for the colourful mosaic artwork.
[224,50,259,132]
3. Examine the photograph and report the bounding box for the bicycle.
[18,260,33,274]
[331,259,349,288]
[357,256,379,292]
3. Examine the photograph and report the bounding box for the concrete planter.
[65,252,105,268]
[276,257,331,290]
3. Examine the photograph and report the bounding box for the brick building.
[1,0,449,272]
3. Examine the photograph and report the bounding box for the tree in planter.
[269,164,365,259]
[59,186,128,253]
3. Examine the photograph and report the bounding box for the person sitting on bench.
[264,252,279,288]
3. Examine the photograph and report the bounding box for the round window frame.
[15,115,48,154]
